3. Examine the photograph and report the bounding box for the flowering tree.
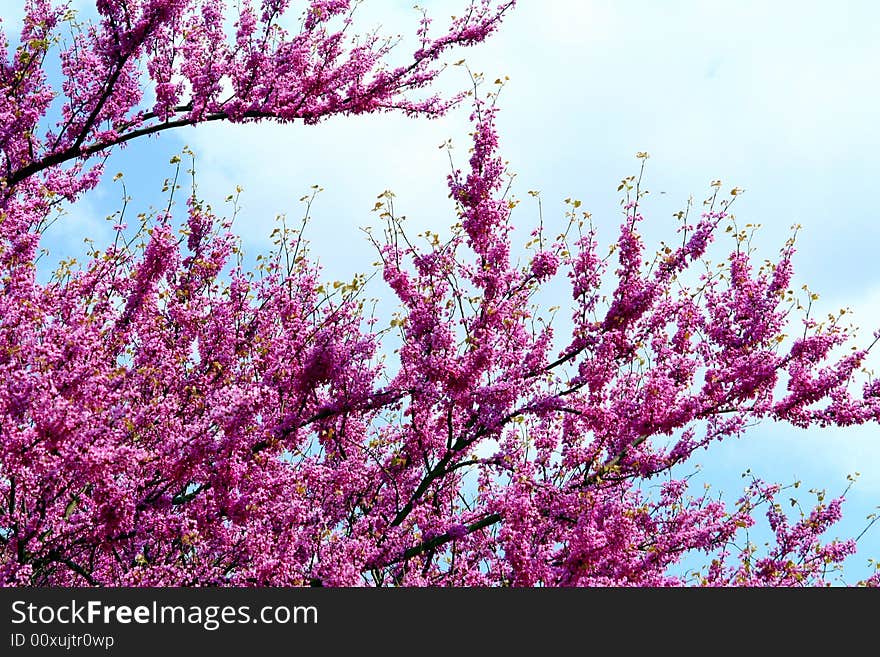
[2,1,879,587]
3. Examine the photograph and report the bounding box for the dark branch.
[382,512,503,568]
[6,109,280,190]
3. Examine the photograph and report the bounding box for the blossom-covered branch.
[1,0,514,200]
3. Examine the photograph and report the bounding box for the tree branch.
[381,512,502,568]
[6,109,280,189]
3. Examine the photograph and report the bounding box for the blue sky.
[7,1,880,580]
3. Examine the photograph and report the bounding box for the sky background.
[5,0,880,580]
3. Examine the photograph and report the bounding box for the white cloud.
[38,193,114,281]
[840,285,880,346]
[181,110,469,285]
